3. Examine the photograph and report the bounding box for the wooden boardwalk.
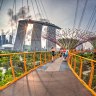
[0,57,92,96]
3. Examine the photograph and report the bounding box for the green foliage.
[0,69,13,86]
[78,52,93,59]
[0,57,10,70]
[76,52,96,90]
[0,51,51,86]
[0,70,2,81]
[0,50,16,54]
[92,75,96,90]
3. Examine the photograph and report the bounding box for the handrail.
[0,51,51,56]
[0,51,59,90]
[68,52,96,96]
[70,49,96,54]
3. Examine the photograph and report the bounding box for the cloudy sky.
[0,0,96,31]
[0,0,96,47]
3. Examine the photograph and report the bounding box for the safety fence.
[0,51,59,90]
[68,52,96,96]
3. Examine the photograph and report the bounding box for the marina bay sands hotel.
[13,19,61,51]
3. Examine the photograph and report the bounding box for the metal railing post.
[88,61,94,88]
[40,52,42,65]
[45,52,46,64]
[79,57,83,78]
[74,56,76,71]
[33,52,36,68]
[10,54,15,79]
[24,53,27,72]
[68,52,70,65]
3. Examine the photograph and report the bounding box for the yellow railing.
[70,49,96,54]
[0,51,59,90]
[68,52,96,96]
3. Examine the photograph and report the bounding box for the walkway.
[0,57,92,96]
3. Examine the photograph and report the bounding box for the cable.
[36,0,45,19]
[91,19,96,32]
[30,0,37,20]
[39,0,49,21]
[27,0,29,13]
[72,0,89,49]
[34,0,42,19]
[10,0,16,44]
[73,0,79,31]
[14,0,17,27]
[71,0,80,48]
[79,5,96,41]
[14,0,27,51]
[77,0,88,29]
[22,0,24,19]
[84,6,96,32]
[27,0,31,19]
[0,0,3,11]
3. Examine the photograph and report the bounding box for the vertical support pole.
[88,61,94,88]
[33,52,36,68]
[67,52,70,65]
[40,52,42,65]
[10,54,15,79]
[74,56,76,71]
[45,52,46,64]
[79,57,83,78]
[24,53,27,72]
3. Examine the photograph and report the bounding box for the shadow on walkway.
[0,58,92,96]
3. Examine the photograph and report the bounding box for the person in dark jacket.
[51,47,56,62]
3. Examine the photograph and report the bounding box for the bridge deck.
[0,58,92,96]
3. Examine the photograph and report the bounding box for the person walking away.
[62,48,66,60]
[65,50,68,60]
[51,47,56,62]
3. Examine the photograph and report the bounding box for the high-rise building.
[6,39,8,44]
[2,35,6,45]
[13,20,28,51]
[9,35,12,44]
[46,26,56,51]
[13,19,60,51]
[31,23,43,51]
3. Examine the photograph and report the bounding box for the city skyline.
[0,0,96,49]
[0,0,96,31]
